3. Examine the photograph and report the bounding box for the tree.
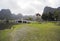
[42,13,48,21]
[42,12,54,21]
[36,13,41,22]
[48,12,54,21]
[54,10,60,21]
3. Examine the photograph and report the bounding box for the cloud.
[45,0,60,8]
[0,0,60,15]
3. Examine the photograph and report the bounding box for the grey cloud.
[0,0,60,15]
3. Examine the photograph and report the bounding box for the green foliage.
[42,12,54,21]
[42,10,60,21]
[54,10,60,21]
[42,13,48,21]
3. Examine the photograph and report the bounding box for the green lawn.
[0,22,60,41]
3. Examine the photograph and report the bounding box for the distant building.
[14,18,31,23]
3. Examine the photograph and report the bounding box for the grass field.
[0,22,60,41]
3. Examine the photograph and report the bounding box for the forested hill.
[42,6,60,21]
[43,6,60,14]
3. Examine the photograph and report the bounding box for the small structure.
[14,19,31,24]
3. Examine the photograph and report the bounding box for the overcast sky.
[0,0,60,15]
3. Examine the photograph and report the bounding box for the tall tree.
[36,13,41,22]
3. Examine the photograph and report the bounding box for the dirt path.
[10,26,39,41]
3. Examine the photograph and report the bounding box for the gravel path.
[10,26,39,41]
